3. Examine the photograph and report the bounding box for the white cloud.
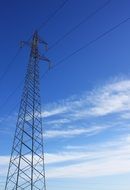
[42,106,68,118]
[44,118,70,126]
[46,135,130,178]
[1,134,130,179]
[1,78,130,136]
[47,158,130,179]
[42,78,130,129]
[39,78,130,142]
[120,112,130,119]
[44,125,109,138]
[1,77,130,182]
[88,79,130,116]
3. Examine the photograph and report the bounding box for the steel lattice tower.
[5,31,50,190]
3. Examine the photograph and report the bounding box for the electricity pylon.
[5,31,50,190]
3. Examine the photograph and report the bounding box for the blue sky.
[0,0,130,189]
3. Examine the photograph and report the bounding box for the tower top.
[21,31,51,68]
[31,31,39,51]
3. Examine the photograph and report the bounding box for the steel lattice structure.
[5,31,50,190]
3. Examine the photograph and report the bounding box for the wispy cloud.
[46,134,130,178]
[42,106,68,118]
[42,78,130,123]
[88,79,130,116]
[1,77,130,182]
[1,77,130,137]
[1,134,130,179]
[44,125,109,138]
[40,78,130,140]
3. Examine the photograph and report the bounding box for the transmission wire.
[49,0,111,50]
[37,0,69,31]
[1,17,130,124]
[0,0,110,108]
[51,17,130,70]
[0,69,49,127]
[0,80,23,110]
[0,0,69,84]
[0,48,21,83]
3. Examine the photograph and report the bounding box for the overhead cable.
[38,0,69,31]
[49,0,111,50]
[0,48,21,82]
[51,17,130,70]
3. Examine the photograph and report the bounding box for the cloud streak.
[44,125,109,138]
[40,78,130,140]
[1,77,130,138]
[0,134,130,179]
[46,134,130,178]
[1,77,130,182]
[42,78,130,122]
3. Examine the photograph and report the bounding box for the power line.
[3,0,107,85]
[51,17,130,70]
[37,0,69,31]
[0,67,49,113]
[1,0,107,98]
[0,80,23,111]
[1,17,130,117]
[2,0,108,88]
[0,0,70,122]
[0,48,21,83]
[0,0,69,83]
[0,0,69,82]
[49,0,111,50]
[0,102,19,127]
